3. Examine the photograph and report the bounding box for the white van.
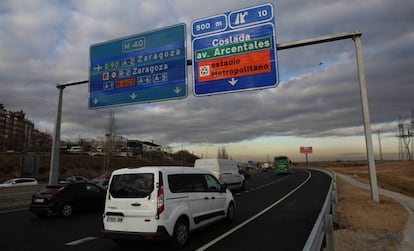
[194,159,245,191]
[102,166,235,247]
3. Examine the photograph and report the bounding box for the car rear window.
[109,173,154,198]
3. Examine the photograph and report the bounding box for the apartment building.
[0,104,51,152]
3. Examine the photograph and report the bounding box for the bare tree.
[217,146,229,159]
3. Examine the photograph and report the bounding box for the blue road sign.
[89,24,187,109]
[191,3,278,96]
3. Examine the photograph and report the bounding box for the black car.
[30,181,106,217]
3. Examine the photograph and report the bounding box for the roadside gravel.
[334,172,414,251]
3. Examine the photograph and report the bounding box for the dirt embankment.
[0,153,197,181]
[329,161,413,251]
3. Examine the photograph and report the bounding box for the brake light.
[53,186,65,196]
[157,186,164,215]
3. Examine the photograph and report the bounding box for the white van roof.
[111,166,211,175]
[194,159,238,164]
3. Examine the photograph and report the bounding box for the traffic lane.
[234,169,310,220]
[0,209,104,251]
[0,169,312,251]
[0,184,45,211]
[205,169,332,251]
[74,170,312,251]
[177,169,312,251]
[56,170,312,251]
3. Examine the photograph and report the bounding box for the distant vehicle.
[30,181,106,217]
[103,166,235,247]
[237,165,251,179]
[194,159,245,191]
[67,146,82,153]
[65,176,89,182]
[0,178,38,188]
[91,173,110,189]
[91,179,109,189]
[274,156,291,174]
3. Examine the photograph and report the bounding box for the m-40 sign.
[191,3,278,96]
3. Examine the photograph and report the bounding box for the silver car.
[0,178,38,187]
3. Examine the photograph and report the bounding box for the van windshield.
[109,173,154,198]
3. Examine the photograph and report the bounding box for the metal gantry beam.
[277,30,362,50]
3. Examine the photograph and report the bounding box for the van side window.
[109,173,154,198]
[168,175,186,193]
[168,174,206,193]
[204,175,221,192]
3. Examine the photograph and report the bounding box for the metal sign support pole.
[48,80,88,185]
[353,35,380,202]
[278,31,379,202]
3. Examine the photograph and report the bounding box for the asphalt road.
[0,168,331,251]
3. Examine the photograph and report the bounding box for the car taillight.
[53,187,65,195]
[157,186,164,215]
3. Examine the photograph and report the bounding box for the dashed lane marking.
[65,237,98,246]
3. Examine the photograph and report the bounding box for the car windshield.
[109,173,154,198]
[2,179,14,184]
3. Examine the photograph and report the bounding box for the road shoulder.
[333,172,414,251]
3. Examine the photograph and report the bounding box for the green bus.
[274,156,291,174]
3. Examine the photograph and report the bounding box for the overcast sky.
[0,0,413,162]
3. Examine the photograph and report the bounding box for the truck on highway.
[274,156,291,174]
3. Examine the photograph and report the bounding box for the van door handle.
[131,202,141,207]
[204,197,209,200]
[211,197,215,200]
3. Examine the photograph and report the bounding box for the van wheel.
[60,203,73,217]
[226,202,236,222]
[172,218,189,247]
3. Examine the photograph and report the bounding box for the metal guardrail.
[303,169,337,251]
[0,185,44,210]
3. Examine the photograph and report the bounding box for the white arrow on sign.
[174,86,182,94]
[130,92,137,99]
[228,78,238,86]
[93,98,98,104]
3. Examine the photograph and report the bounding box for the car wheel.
[60,203,73,217]
[172,218,189,247]
[226,202,236,222]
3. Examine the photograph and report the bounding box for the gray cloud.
[0,0,413,156]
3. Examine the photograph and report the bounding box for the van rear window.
[109,173,154,198]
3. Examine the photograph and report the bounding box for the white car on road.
[0,178,38,187]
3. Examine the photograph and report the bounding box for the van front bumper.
[102,226,170,241]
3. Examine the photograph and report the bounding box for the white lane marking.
[236,174,291,196]
[65,237,98,246]
[0,208,28,214]
[196,170,312,251]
